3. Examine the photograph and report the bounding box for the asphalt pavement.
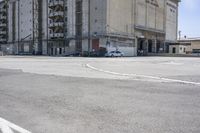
[0,56,200,133]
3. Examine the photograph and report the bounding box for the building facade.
[178,38,200,54]
[3,0,180,56]
[0,0,8,51]
[169,43,187,54]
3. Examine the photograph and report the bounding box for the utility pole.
[88,0,91,56]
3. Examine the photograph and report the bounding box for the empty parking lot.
[0,56,200,133]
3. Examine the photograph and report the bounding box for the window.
[192,49,200,53]
[59,48,62,54]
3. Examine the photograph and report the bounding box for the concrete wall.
[190,41,200,52]
[67,0,76,38]
[135,0,165,31]
[180,40,200,53]
[169,45,186,54]
[90,0,107,36]
[8,0,33,42]
[19,0,33,41]
[135,0,145,27]
[42,0,48,40]
[156,0,165,31]
[106,0,133,35]
[100,37,136,56]
[8,0,16,42]
[165,0,178,41]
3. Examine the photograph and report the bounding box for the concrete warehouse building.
[2,0,180,56]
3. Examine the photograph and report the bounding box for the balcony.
[0,38,6,42]
[49,22,64,29]
[49,33,64,38]
[49,0,64,8]
[0,8,6,13]
[0,31,6,35]
[0,16,6,20]
[49,11,64,19]
[0,23,6,27]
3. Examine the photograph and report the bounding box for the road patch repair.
[0,118,31,133]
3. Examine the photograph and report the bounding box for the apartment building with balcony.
[48,0,66,55]
[0,0,8,50]
[6,0,68,55]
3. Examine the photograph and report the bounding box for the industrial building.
[1,0,180,56]
[169,38,200,55]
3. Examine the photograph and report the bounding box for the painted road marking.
[0,118,31,133]
[86,64,200,86]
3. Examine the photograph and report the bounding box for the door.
[148,40,152,53]
[59,48,62,55]
[172,47,176,53]
[156,41,161,53]
[51,48,54,55]
[92,39,100,51]
[139,40,143,50]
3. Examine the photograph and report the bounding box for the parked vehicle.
[65,52,81,57]
[105,51,124,57]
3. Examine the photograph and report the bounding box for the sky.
[178,0,200,38]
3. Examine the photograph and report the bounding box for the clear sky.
[178,0,200,38]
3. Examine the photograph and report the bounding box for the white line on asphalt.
[1,124,14,133]
[86,64,200,86]
[0,118,31,133]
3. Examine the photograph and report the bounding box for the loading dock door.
[92,39,100,51]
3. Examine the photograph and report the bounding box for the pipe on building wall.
[88,0,91,56]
